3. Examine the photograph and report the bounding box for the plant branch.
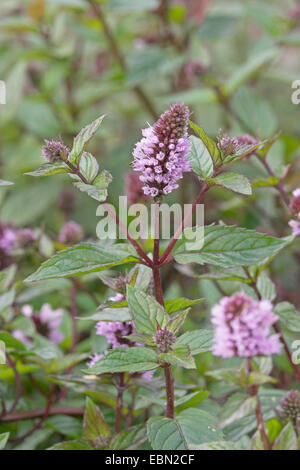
[115,373,125,434]
[159,181,209,265]
[0,407,84,423]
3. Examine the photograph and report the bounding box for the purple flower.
[211,293,281,358]
[42,139,69,163]
[96,321,135,348]
[12,329,33,346]
[154,327,176,352]
[289,219,300,236]
[39,303,64,344]
[58,221,83,245]
[125,171,151,205]
[132,103,191,197]
[0,225,17,253]
[289,188,300,215]
[217,132,258,158]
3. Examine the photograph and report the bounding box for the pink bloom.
[39,303,64,344]
[212,293,281,358]
[108,293,125,302]
[96,321,135,348]
[12,329,33,346]
[58,221,83,245]
[42,139,69,162]
[289,219,300,236]
[289,188,300,215]
[132,103,191,197]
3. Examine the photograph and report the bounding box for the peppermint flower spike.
[212,293,281,358]
[132,103,191,198]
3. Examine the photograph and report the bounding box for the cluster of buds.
[42,138,69,163]
[217,131,258,158]
[58,221,83,245]
[0,221,36,270]
[154,327,176,353]
[280,390,300,422]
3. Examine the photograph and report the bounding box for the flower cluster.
[280,390,300,421]
[154,328,176,353]
[42,139,69,163]
[0,221,36,270]
[13,303,64,345]
[132,103,191,197]
[289,189,300,235]
[218,132,258,158]
[58,221,83,245]
[211,293,281,358]
[96,321,135,348]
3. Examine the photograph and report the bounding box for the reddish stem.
[159,182,209,265]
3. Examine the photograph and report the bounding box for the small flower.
[42,139,69,163]
[38,303,64,344]
[154,328,176,353]
[96,321,135,348]
[108,292,126,302]
[0,223,17,253]
[217,131,258,158]
[58,221,83,245]
[17,228,37,247]
[12,329,33,346]
[280,390,300,421]
[125,171,151,205]
[132,103,191,197]
[289,219,300,236]
[211,293,281,358]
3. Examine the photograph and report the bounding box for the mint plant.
[1,102,299,450]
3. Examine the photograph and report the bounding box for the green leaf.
[0,331,26,350]
[48,439,93,450]
[126,286,169,334]
[83,398,111,449]
[110,425,147,450]
[208,172,252,195]
[79,152,99,183]
[68,115,106,165]
[0,432,9,450]
[25,162,69,177]
[26,243,139,281]
[0,288,15,311]
[85,347,159,374]
[164,297,204,314]
[274,302,300,332]
[159,345,196,369]
[190,121,220,165]
[0,341,5,365]
[73,170,112,202]
[147,409,223,450]
[187,136,214,179]
[175,329,213,355]
[257,273,276,301]
[0,179,13,186]
[175,390,209,411]
[189,441,241,450]
[273,422,298,450]
[166,309,189,334]
[174,225,287,268]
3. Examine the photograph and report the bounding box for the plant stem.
[0,407,84,422]
[152,202,174,418]
[256,155,290,208]
[115,373,125,434]
[5,353,22,414]
[66,160,153,267]
[159,182,209,265]
[87,0,158,120]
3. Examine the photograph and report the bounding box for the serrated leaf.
[68,115,105,165]
[85,347,159,374]
[167,309,189,333]
[190,121,220,164]
[79,152,99,183]
[208,172,252,195]
[26,243,139,282]
[83,398,111,449]
[187,135,214,178]
[274,302,300,332]
[273,422,298,450]
[126,286,169,334]
[159,345,196,369]
[175,329,213,355]
[164,297,204,314]
[109,425,147,450]
[25,162,69,177]
[174,224,287,268]
[147,409,223,450]
[257,273,276,301]
[175,390,209,411]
